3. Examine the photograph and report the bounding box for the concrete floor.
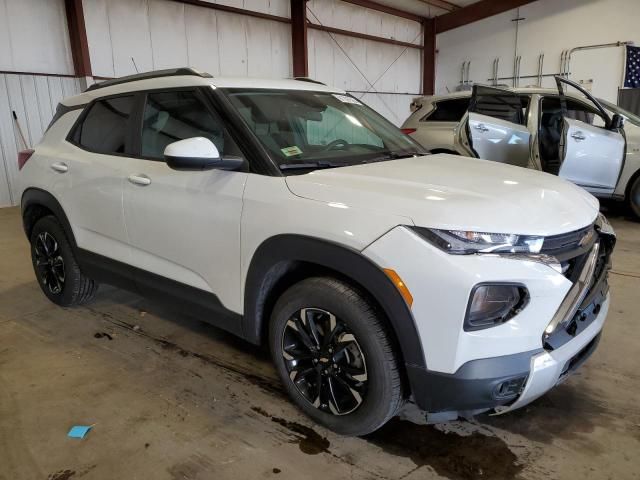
[0,205,639,480]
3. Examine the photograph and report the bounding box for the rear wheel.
[30,216,98,306]
[269,277,403,436]
[627,175,640,220]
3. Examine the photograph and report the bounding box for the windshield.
[598,98,640,127]
[223,88,425,171]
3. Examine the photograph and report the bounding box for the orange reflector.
[383,268,413,307]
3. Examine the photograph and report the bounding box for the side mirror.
[610,113,624,130]
[164,137,243,171]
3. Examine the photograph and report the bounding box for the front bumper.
[363,222,614,417]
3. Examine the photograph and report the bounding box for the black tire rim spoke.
[34,231,65,295]
[281,307,367,416]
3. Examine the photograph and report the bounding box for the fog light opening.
[464,283,529,331]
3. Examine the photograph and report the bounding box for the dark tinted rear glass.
[423,98,470,122]
[470,86,524,124]
[77,96,135,154]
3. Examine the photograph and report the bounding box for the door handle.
[571,132,586,141]
[50,162,68,173]
[474,124,489,133]
[128,174,151,186]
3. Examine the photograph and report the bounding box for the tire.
[30,215,98,306]
[627,174,640,220]
[269,277,403,436]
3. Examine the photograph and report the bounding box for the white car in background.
[402,77,640,219]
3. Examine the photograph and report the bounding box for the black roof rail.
[86,68,213,92]
[292,77,327,86]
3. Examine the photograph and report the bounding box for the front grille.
[541,225,594,255]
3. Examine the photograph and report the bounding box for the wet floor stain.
[365,419,522,480]
[481,383,608,444]
[47,470,75,480]
[251,407,330,455]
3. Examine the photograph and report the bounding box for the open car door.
[455,85,530,167]
[556,76,626,193]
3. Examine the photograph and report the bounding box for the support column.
[64,0,92,78]
[291,0,308,77]
[422,18,436,95]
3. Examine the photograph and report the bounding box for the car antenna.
[131,57,139,73]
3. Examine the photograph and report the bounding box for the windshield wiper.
[361,151,426,164]
[279,161,342,171]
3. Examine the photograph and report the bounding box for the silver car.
[402,77,640,219]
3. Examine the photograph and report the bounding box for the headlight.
[466,284,529,331]
[410,227,544,255]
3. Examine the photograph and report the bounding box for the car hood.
[285,154,599,236]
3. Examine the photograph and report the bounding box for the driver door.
[455,85,531,167]
[555,77,626,194]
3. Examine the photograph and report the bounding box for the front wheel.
[627,175,640,220]
[269,277,403,436]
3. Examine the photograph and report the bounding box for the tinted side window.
[78,96,134,154]
[141,90,227,160]
[423,98,470,122]
[470,86,524,124]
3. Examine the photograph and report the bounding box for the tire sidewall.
[269,278,399,435]
[628,175,640,220]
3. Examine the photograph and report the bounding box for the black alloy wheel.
[30,215,99,306]
[34,231,66,295]
[282,307,368,415]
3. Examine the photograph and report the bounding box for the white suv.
[18,68,615,435]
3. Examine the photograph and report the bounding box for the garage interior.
[1,0,640,479]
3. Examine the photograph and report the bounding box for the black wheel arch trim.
[242,234,427,369]
[21,188,77,249]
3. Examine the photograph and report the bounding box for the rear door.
[61,94,136,265]
[555,77,626,193]
[455,85,531,167]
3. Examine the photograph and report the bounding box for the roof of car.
[416,86,571,104]
[61,69,346,107]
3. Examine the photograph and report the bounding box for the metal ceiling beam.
[341,0,423,23]
[291,0,309,77]
[415,0,460,13]
[64,0,92,77]
[436,0,538,33]
[308,23,423,49]
[170,0,291,24]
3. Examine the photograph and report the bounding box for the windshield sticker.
[332,94,362,105]
[281,146,303,157]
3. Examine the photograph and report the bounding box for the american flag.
[624,45,640,88]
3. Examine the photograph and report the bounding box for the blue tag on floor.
[67,425,92,439]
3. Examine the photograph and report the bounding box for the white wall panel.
[308,29,421,125]
[436,0,640,103]
[84,0,292,79]
[0,74,82,207]
[0,0,74,75]
[306,0,421,45]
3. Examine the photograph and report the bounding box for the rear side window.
[423,98,470,122]
[470,86,525,125]
[75,96,135,154]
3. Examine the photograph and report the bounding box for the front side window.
[141,90,227,160]
[77,96,134,154]
[223,89,424,171]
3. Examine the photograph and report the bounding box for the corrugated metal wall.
[0,74,83,206]
[84,0,292,79]
[307,0,422,126]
